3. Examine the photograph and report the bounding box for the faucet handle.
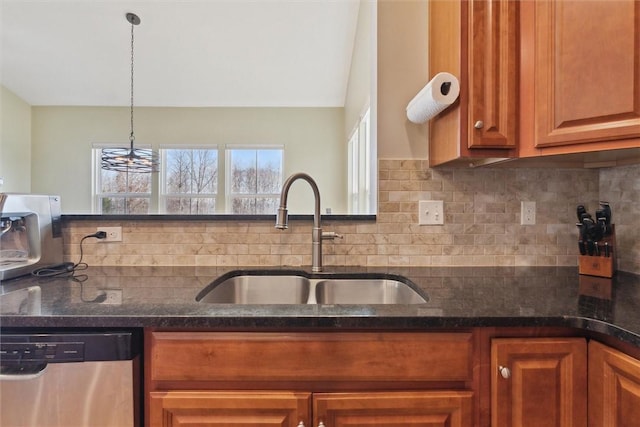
[322,231,343,240]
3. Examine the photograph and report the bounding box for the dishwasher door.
[0,331,140,427]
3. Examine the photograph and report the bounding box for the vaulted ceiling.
[1,0,360,107]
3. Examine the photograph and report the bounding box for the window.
[226,147,284,214]
[92,144,283,214]
[348,107,371,214]
[93,145,153,214]
[161,147,218,214]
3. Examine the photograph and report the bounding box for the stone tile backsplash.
[599,164,640,274]
[63,160,639,274]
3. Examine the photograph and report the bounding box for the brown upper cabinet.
[429,0,519,167]
[519,0,640,158]
[428,0,640,167]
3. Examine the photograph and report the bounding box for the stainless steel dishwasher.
[0,330,141,427]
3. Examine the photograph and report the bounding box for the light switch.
[418,200,444,225]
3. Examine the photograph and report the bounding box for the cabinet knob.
[297,423,305,427]
[474,120,484,129]
[498,365,511,379]
[318,422,326,427]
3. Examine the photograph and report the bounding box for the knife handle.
[578,240,587,255]
[577,205,587,222]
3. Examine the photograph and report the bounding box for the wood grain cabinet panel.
[148,391,311,427]
[314,391,474,427]
[520,0,640,155]
[149,332,473,386]
[491,337,587,427]
[589,341,640,427]
[467,0,518,150]
[429,0,518,167]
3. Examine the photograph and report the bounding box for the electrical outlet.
[418,200,444,225]
[97,226,122,242]
[521,201,536,225]
[100,289,123,305]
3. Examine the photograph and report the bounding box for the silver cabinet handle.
[318,423,326,427]
[474,120,484,129]
[297,423,305,427]
[498,365,511,379]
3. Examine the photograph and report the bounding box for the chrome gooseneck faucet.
[275,172,342,272]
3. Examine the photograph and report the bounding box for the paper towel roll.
[406,72,460,124]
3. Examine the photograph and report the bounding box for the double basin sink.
[196,270,428,305]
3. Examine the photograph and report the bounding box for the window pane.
[100,197,149,214]
[95,147,152,214]
[165,197,216,214]
[230,150,257,194]
[230,196,278,215]
[165,149,217,194]
[100,197,125,214]
[231,196,256,214]
[256,197,279,214]
[256,150,283,193]
[126,198,150,214]
[100,167,151,193]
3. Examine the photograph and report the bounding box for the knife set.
[576,202,615,278]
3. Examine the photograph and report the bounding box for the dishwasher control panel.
[0,331,138,364]
[0,342,84,363]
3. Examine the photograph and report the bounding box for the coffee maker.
[0,194,64,281]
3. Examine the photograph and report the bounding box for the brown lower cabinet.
[149,390,474,427]
[145,331,476,427]
[145,330,640,427]
[491,338,587,427]
[589,341,640,427]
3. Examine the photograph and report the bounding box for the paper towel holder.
[406,72,460,124]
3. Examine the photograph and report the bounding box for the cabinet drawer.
[149,332,473,385]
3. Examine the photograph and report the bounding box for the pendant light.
[101,12,159,173]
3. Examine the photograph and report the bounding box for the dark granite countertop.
[1,266,639,347]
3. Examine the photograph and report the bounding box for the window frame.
[158,145,220,214]
[92,143,155,214]
[224,145,285,215]
[347,107,371,214]
[92,143,285,215]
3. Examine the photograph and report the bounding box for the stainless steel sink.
[315,279,427,304]
[196,271,428,305]
[196,274,311,304]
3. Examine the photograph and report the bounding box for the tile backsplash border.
[63,160,639,274]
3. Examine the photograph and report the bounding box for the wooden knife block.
[578,225,615,278]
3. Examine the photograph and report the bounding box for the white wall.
[30,106,347,214]
[0,85,31,192]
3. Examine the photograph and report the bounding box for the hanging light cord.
[129,18,135,153]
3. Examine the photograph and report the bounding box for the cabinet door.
[429,0,518,166]
[589,341,640,427]
[531,0,640,149]
[313,391,474,427]
[148,391,311,427]
[467,0,518,150]
[491,338,587,427]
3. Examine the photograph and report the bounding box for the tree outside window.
[94,145,282,214]
[95,146,152,214]
[162,148,217,214]
[227,148,283,214]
